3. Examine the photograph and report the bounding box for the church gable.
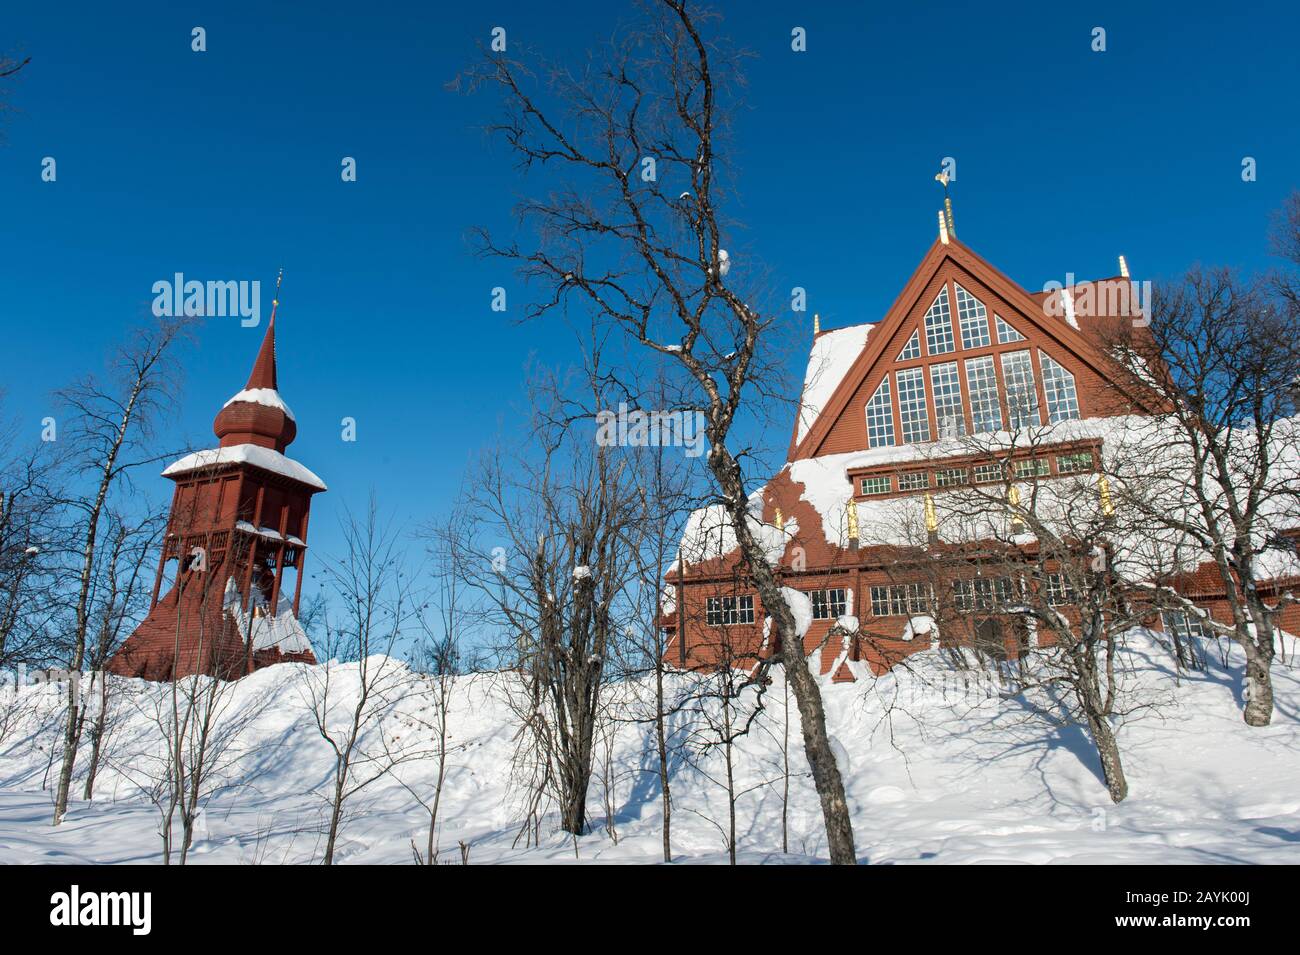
[794,239,1138,461]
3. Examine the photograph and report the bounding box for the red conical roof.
[245,317,279,391]
[213,316,297,452]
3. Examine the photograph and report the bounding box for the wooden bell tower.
[109,289,326,681]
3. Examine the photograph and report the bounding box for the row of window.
[870,350,1080,448]
[856,450,1097,496]
[867,345,1082,449]
[703,573,1079,626]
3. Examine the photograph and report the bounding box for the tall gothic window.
[965,355,1003,433]
[954,283,991,349]
[896,367,931,443]
[1039,352,1081,423]
[864,378,895,448]
[929,361,966,438]
[1000,349,1040,429]
[923,287,954,355]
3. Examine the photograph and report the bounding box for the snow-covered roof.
[235,520,306,547]
[223,387,296,421]
[678,493,798,569]
[795,323,874,444]
[163,443,327,491]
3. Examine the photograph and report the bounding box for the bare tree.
[305,498,420,865]
[51,317,190,825]
[461,360,642,840]
[405,504,477,865]
[1104,256,1300,726]
[0,414,65,671]
[81,509,163,800]
[471,0,856,862]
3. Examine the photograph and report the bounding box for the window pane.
[897,330,921,361]
[973,463,1003,483]
[896,367,931,443]
[1000,350,1040,429]
[1056,451,1093,474]
[864,378,895,448]
[924,287,954,355]
[935,466,968,487]
[954,283,991,349]
[898,471,928,491]
[1039,352,1081,423]
[965,355,1003,433]
[860,475,891,495]
[995,316,1025,343]
[929,361,966,439]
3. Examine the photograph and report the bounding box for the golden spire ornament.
[924,493,938,534]
[774,507,784,531]
[1098,475,1115,517]
[935,169,956,237]
[846,499,859,540]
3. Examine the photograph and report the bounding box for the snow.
[3,630,1299,864]
[780,587,813,638]
[572,565,591,581]
[678,496,797,568]
[900,615,936,642]
[235,520,305,547]
[795,323,874,444]
[163,444,327,491]
[222,576,314,655]
[223,387,295,421]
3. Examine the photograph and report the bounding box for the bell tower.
[109,289,326,681]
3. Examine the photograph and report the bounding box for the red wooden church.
[108,308,325,681]
[662,207,1300,682]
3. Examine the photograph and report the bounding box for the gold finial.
[846,500,859,539]
[924,493,937,533]
[813,312,820,335]
[938,210,949,246]
[1118,255,1130,279]
[774,507,784,531]
[1007,484,1021,509]
[935,170,955,237]
[1098,475,1115,517]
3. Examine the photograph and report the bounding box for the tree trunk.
[1243,644,1274,727]
[655,662,672,864]
[1086,710,1128,803]
[710,447,857,864]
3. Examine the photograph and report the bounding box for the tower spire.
[244,270,283,391]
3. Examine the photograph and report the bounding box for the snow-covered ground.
[1,631,1298,864]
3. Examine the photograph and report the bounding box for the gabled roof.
[788,236,1151,461]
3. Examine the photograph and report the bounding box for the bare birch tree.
[51,317,190,825]
[1103,257,1300,726]
[470,0,856,862]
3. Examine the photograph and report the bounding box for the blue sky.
[2,0,1298,578]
